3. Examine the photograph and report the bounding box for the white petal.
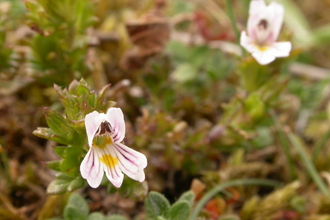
[247,0,266,38]
[97,146,124,188]
[249,0,266,15]
[105,108,126,142]
[252,49,276,65]
[268,42,292,57]
[240,31,255,53]
[114,143,147,182]
[80,148,104,188]
[85,111,104,146]
[267,2,284,41]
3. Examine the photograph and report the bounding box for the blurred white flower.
[240,0,291,65]
[80,107,147,188]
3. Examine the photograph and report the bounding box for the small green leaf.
[67,177,85,192]
[177,191,195,207]
[145,192,170,220]
[64,194,89,219]
[172,63,198,83]
[105,214,128,220]
[60,146,81,176]
[166,201,191,220]
[76,83,90,97]
[88,212,105,220]
[244,93,265,120]
[44,108,75,137]
[33,127,69,145]
[46,161,61,172]
[64,206,87,220]
[47,179,70,195]
[54,146,67,157]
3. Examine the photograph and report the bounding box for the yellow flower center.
[255,44,269,52]
[92,135,113,149]
[99,154,118,168]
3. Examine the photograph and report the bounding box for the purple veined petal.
[113,142,147,182]
[240,31,255,53]
[252,49,276,65]
[96,145,124,188]
[85,111,105,146]
[267,2,284,42]
[247,0,266,38]
[80,148,104,188]
[105,108,126,143]
[268,42,292,58]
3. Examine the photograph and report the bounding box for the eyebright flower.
[80,107,147,188]
[240,0,292,65]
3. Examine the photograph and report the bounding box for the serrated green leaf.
[177,191,195,207]
[145,192,170,220]
[44,108,75,136]
[33,127,69,145]
[88,212,105,220]
[54,146,67,157]
[56,173,75,181]
[166,201,190,220]
[88,94,96,108]
[46,161,61,172]
[60,147,81,176]
[64,194,89,219]
[76,84,90,97]
[47,179,70,195]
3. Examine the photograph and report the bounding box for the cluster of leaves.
[144,191,195,220]
[3,0,330,219]
[48,193,127,220]
[25,0,96,85]
[33,79,113,194]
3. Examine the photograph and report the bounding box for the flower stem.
[270,110,297,180]
[288,133,330,197]
[224,0,241,49]
[312,127,330,162]
[0,145,12,185]
[189,179,280,220]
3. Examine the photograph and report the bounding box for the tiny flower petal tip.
[240,0,292,65]
[80,107,147,188]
